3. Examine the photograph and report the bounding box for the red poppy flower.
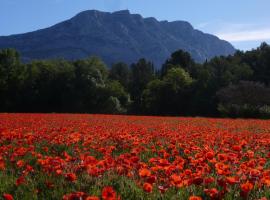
[16,176,26,186]
[232,145,241,151]
[0,156,5,170]
[189,196,202,200]
[204,188,219,198]
[206,152,214,160]
[3,194,14,200]
[241,181,253,193]
[62,192,86,200]
[101,186,118,200]
[16,160,25,168]
[217,154,228,162]
[86,196,100,200]
[65,173,77,182]
[146,175,157,184]
[139,168,151,178]
[143,182,153,193]
[204,177,215,184]
[56,169,62,175]
[226,176,239,185]
[171,174,181,185]
[193,176,203,185]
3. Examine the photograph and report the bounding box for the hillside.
[0,10,235,67]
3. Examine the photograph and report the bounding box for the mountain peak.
[112,10,130,15]
[74,10,132,18]
[0,10,235,67]
[73,10,108,18]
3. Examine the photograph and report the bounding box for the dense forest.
[0,43,270,118]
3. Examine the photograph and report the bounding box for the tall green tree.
[0,49,26,111]
[161,50,196,77]
[129,58,155,113]
[109,62,130,90]
[73,57,109,112]
[142,67,193,115]
[241,43,270,85]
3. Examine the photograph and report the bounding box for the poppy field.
[0,114,270,200]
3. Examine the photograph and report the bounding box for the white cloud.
[216,23,270,42]
[195,20,270,49]
[196,20,270,42]
[216,29,270,42]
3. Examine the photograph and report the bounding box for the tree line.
[0,42,270,118]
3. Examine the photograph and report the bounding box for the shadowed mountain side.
[0,10,235,67]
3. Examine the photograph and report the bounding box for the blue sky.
[1,0,270,50]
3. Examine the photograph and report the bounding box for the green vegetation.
[0,43,270,118]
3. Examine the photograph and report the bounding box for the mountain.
[0,10,235,67]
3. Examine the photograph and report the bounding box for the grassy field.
[0,114,270,200]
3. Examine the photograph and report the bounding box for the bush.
[217,81,270,118]
[218,104,270,118]
[102,96,126,114]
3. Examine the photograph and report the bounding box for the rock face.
[0,10,235,67]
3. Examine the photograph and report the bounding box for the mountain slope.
[0,10,235,67]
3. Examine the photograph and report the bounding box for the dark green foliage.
[142,67,193,115]
[0,49,25,111]
[129,59,155,113]
[217,81,270,118]
[109,62,130,90]
[0,51,129,114]
[161,50,195,77]
[240,43,270,85]
[187,55,254,116]
[0,42,270,118]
